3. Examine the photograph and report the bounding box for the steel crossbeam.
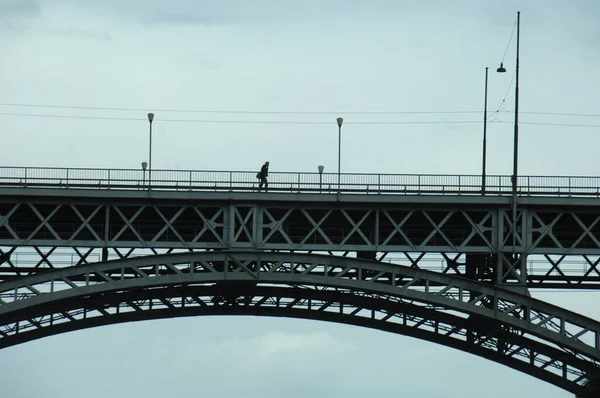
[3,192,600,287]
[0,251,599,395]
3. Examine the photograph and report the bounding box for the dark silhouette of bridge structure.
[1,166,600,396]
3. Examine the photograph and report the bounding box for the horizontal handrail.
[0,166,599,197]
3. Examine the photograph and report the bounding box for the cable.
[521,111,600,118]
[492,120,600,128]
[500,19,518,65]
[2,103,600,118]
[0,103,479,115]
[0,112,481,125]
[2,112,599,128]
[493,71,516,114]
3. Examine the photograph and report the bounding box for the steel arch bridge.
[1,251,599,396]
[4,166,600,396]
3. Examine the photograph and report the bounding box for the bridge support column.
[102,204,109,261]
[465,253,495,283]
[357,251,377,279]
[493,207,529,296]
[496,252,530,296]
[356,251,376,261]
[225,204,234,249]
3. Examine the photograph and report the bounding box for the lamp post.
[147,112,154,188]
[318,165,324,193]
[482,67,489,194]
[141,161,148,188]
[497,11,521,272]
[497,12,520,202]
[336,117,343,194]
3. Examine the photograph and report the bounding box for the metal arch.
[0,285,596,396]
[1,252,599,394]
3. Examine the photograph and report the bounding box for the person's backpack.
[256,172,261,179]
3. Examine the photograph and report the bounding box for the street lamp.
[336,117,343,193]
[318,165,324,192]
[147,112,154,188]
[141,161,148,188]
[482,67,489,194]
[496,11,520,201]
[497,11,521,273]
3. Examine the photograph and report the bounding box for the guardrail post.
[66,168,69,187]
[378,174,381,194]
[107,169,111,189]
[229,171,233,191]
[458,175,461,195]
[298,173,301,193]
[189,171,193,191]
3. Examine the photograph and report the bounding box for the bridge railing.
[0,166,599,196]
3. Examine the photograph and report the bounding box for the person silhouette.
[258,161,269,192]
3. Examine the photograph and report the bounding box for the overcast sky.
[2,1,600,397]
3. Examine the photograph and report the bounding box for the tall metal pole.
[147,113,154,188]
[512,12,520,256]
[149,122,152,185]
[338,125,341,192]
[336,117,343,194]
[512,12,520,200]
[482,67,489,194]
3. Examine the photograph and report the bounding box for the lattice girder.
[530,210,600,254]
[1,252,599,395]
[6,247,600,288]
[3,191,600,254]
[3,194,600,288]
[0,199,504,251]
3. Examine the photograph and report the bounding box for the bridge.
[1,166,600,396]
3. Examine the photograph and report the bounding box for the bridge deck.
[1,166,600,197]
[3,166,600,288]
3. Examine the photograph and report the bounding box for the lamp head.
[336,117,343,127]
[141,161,148,171]
[147,113,155,122]
[318,165,324,174]
[496,63,507,73]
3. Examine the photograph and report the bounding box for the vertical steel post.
[338,124,341,194]
[149,121,153,188]
[147,113,154,189]
[336,117,343,195]
[511,12,521,272]
[482,67,489,194]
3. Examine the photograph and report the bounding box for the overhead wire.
[500,19,518,65]
[487,70,516,123]
[487,15,518,124]
[1,102,600,118]
[493,120,600,128]
[0,112,481,125]
[1,112,599,128]
[0,103,479,115]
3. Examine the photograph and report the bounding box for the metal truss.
[0,200,499,251]
[1,251,599,395]
[0,194,591,253]
[2,246,597,288]
[4,193,600,287]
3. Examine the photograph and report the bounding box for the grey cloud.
[61,0,413,27]
[0,24,111,41]
[48,26,112,41]
[63,0,275,26]
[0,0,40,19]
[142,10,228,26]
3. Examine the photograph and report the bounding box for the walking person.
[258,161,269,192]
